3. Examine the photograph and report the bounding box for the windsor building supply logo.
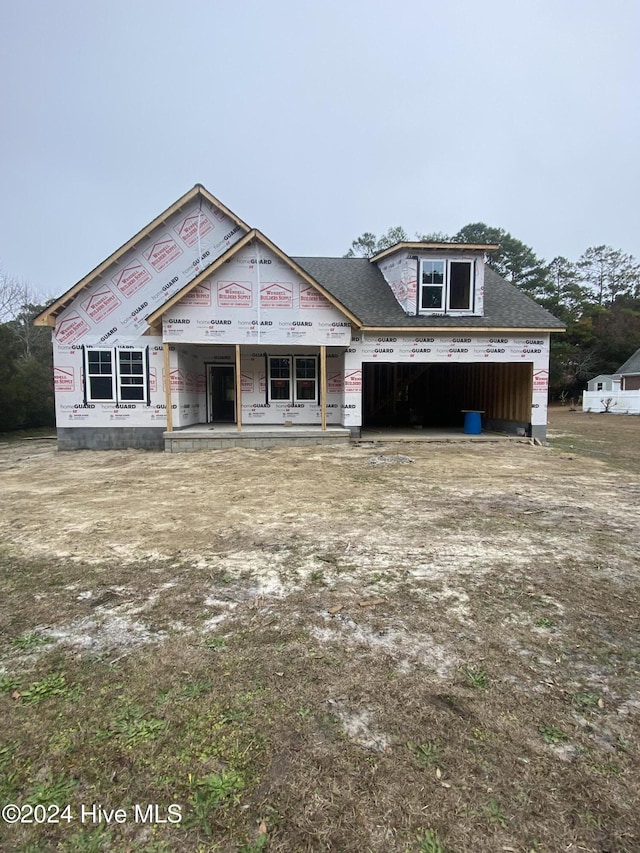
[174,212,214,247]
[112,262,152,298]
[144,235,183,272]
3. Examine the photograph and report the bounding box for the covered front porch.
[161,342,347,435]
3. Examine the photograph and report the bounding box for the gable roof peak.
[146,228,361,327]
[34,184,251,327]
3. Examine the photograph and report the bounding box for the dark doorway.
[209,365,235,422]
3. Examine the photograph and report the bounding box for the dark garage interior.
[362,362,533,432]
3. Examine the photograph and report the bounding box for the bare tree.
[0,268,34,322]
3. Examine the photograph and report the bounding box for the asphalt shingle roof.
[615,347,640,375]
[292,256,565,330]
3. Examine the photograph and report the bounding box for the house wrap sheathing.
[35,185,564,449]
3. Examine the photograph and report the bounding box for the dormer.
[371,242,499,318]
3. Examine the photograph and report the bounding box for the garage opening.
[362,362,533,432]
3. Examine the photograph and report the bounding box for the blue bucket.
[463,411,482,435]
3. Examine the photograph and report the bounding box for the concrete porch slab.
[163,424,351,451]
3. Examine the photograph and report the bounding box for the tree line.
[0,271,54,431]
[346,224,640,398]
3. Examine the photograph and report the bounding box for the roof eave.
[370,242,500,264]
[361,325,565,333]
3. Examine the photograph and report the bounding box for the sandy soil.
[0,409,639,852]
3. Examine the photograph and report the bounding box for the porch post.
[235,344,242,432]
[320,345,327,431]
[163,342,173,432]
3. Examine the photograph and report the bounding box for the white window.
[85,349,115,401]
[85,348,147,403]
[268,356,317,402]
[295,357,317,401]
[420,261,445,311]
[117,350,146,401]
[419,259,473,313]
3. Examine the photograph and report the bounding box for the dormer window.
[420,261,445,310]
[419,259,473,313]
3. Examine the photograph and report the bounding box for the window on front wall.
[269,357,291,400]
[295,357,317,400]
[117,350,146,401]
[268,356,317,402]
[86,349,115,401]
[85,348,147,403]
[419,260,473,313]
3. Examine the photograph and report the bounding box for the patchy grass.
[0,414,639,851]
[547,404,640,473]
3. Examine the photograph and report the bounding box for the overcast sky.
[1,0,639,300]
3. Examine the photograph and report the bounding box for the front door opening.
[209,365,236,423]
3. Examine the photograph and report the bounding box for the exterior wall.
[161,241,352,347]
[582,390,640,414]
[343,331,550,430]
[622,375,640,391]
[52,195,248,434]
[170,345,206,428]
[378,252,417,314]
[54,336,171,432]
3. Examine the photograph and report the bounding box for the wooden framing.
[34,185,251,327]
[370,242,500,264]
[163,342,173,432]
[235,344,242,432]
[320,345,327,431]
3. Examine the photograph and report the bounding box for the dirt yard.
[0,408,638,852]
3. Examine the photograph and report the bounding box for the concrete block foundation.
[57,427,165,451]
